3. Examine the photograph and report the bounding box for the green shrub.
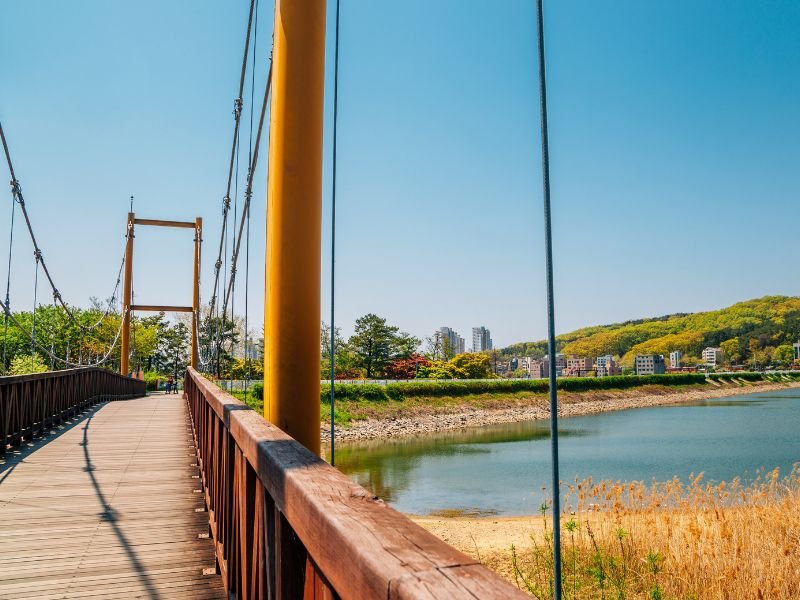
[250,382,263,400]
[8,354,49,375]
[320,373,707,403]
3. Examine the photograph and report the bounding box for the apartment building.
[471,327,493,352]
[564,356,593,377]
[436,327,465,356]
[595,354,621,377]
[634,354,666,375]
[702,347,723,367]
[669,350,682,369]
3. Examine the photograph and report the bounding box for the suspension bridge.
[0,0,558,598]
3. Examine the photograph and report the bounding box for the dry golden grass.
[505,467,800,599]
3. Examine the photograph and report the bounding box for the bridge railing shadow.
[185,367,526,600]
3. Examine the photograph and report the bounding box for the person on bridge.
[166,377,173,394]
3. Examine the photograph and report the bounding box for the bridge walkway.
[0,394,224,599]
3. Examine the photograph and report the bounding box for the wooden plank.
[0,394,225,599]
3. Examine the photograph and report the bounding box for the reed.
[507,466,800,599]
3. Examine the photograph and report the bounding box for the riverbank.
[321,379,800,443]
[411,468,800,598]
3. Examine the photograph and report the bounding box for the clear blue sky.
[2,1,798,348]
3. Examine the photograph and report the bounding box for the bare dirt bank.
[321,380,800,443]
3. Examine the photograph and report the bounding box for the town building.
[529,359,545,378]
[471,327,493,352]
[794,342,800,361]
[669,350,682,369]
[702,347,723,367]
[595,355,621,377]
[516,356,540,377]
[531,353,566,378]
[634,354,666,375]
[436,327,465,357]
[564,356,593,377]
[494,360,511,376]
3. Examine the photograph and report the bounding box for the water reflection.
[331,389,800,515]
[326,422,589,503]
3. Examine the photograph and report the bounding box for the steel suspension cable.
[227,113,241,385]
[0,297,128,368]
[2,186,16,372]
[1,121,126,334]
[535,0,563,597]
[243,0,259,398]
[31,251,40,359]
[329,0,343,466]
[207,0,258,333]
[218,58,272,330]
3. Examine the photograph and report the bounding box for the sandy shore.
[411,514,543,555]
[321,380,800,443]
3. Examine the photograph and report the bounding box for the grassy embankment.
[473,467,800,599]
[227,372,799,426]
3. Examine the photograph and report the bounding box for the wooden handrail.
[0,367,146,454]
[185,367,527,599]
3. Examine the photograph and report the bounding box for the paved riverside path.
[0,394,225,599]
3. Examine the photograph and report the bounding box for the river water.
[330,388,800,516]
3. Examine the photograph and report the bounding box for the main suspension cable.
[218,57,272,329]
[1,121,126,334]
[207,0,258,332]
[0,297,128,368]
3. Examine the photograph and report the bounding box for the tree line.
[321,313,495,380]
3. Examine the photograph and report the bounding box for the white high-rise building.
[669,350,682,368]
[436,327,465,357]
[472,327,493,352]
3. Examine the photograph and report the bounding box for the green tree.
[348,314,419,378]
[774,344,794,365]
[450,353,492,378]
[720,338,741,365]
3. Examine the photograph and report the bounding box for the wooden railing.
[185,367,527,600]
[0,367,146,454]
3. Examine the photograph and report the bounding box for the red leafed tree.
[383,353,429,380]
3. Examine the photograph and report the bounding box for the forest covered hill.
[498,296,800,366]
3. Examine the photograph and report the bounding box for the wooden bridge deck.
[0,394,225,599]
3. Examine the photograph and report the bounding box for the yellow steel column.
[265,0,327,455]
[191,217,202,369]
[120,212,134,375]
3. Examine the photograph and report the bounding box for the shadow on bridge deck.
[0,395,224,599]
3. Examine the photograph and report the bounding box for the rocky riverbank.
[320,380,800,443]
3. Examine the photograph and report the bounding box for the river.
[328,388,800,516]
